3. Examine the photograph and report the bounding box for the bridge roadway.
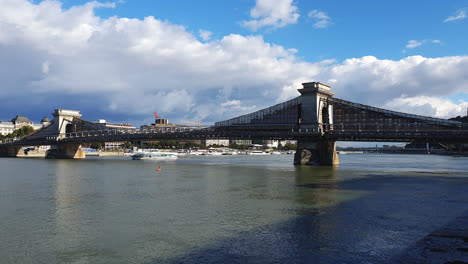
[3,124,468,147]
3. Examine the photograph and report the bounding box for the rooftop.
[11,115,32,124]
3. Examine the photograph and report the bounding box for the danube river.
[1,154,467,263]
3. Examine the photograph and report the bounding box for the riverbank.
[84,151,125,157]
[16,150,125,158]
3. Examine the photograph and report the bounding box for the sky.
[1,0,468,126]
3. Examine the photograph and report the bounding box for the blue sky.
[59,0,468,61]
[1,0,468,125]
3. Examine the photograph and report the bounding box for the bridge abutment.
[294,140,339,166]
[0,146,21,157]
[46,144,85,159]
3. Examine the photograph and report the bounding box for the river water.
[0,154,467,263]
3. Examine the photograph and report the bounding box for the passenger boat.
[132,151,177,160]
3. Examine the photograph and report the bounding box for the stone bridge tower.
[46,109,85,159]
[294,82,339,166]
[50,109,82,139]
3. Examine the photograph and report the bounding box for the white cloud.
[221,100,257,112]
[198,30,212,41]
[241,0,300,31]
[0,0,468,124]
[312,55,468,118]
[307,10,331,28]
[403,39,442,53]
[385,96,468,118]
[41,61,50,74]
[0,0,315,123]
[444,8,467,22]
[406,40,423,49]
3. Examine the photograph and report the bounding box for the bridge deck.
[2,92,468,147]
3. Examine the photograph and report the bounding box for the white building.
[202,139,230,147]
[0,122,14,136]
[0,116,50,136]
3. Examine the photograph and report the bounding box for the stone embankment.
[87,151,125,157]
[17,149,46,157]
[16,149,125,158]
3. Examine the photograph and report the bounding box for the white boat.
[177,150,190,156]
[247,150,269,155]
[132,151,177,160]
[222,151,238,155]
[202,151,223,156]
[270,151,282,155]
[189,150,205,155]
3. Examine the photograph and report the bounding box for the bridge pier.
[294,140,339,166]
[294,82,339,166]
[0,146,21,157]
[46,144,85,159]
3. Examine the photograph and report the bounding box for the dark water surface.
[1,154,467,263]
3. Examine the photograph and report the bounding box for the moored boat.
[132,151,177,160]
[247,150,269,155]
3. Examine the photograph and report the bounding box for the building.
[140,117,177,129]
[94,119,136,150]
[0,121,14,136]
[252,140,281,148]
[0,115,50,136]
[95,119,136,130]
[139,117,205,147]
[279,140,296,147]
[202,139,230,147]
[229,139,252,146]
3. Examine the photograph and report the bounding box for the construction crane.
[152,112,169,125]
[180,120,203,127]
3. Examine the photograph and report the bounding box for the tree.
[90,143,102,150]
[184,142,205,149]
[4,125,34,139]
[281,143,297,150]
[120,142,133,149]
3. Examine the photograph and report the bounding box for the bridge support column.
[0,146,21,157]
[46,144,85,159]
[294,140,339,166]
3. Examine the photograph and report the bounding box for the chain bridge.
[1,82,467,165]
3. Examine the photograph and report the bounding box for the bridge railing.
[320,123,465,133]
[65,126,206,138]
[1,138,18,144]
